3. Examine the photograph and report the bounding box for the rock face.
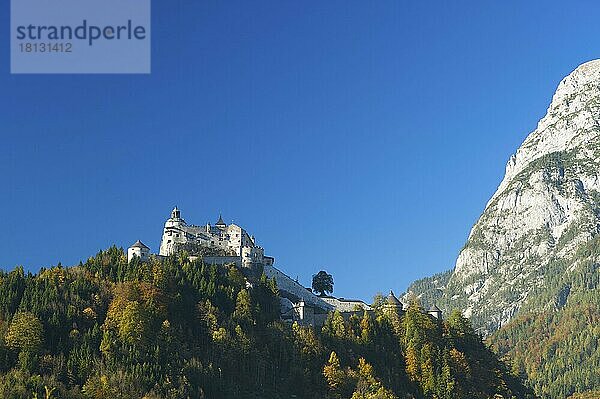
[407,60,600,335]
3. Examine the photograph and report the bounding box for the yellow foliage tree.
[5,312,43,353]
[103,282,166,349]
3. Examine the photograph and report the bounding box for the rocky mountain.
[405,59,600,335]
[404,60,600,397]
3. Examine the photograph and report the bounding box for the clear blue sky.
[1,1,600,301]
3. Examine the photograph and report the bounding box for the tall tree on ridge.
[312,270,334,296]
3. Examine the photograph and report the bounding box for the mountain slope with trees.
[404,60,600,399]
[0,247,531,398]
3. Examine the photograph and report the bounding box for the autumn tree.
[351,358,397,399]
[5,312,43,353]
[0,250,534,399]
[233,289,252,324]
[322,310,347,339]
[360,311,374,344]
[323,351,356,399]
[101,282,166,354]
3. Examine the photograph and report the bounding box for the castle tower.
[159,206,187,256]
[128,240,150,263]
[427,304,442,320]
[215,214,226,229]
[295,300,315,326]
[384,290,404,316]
[165,206,185,227]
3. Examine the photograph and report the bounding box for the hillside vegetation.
[0,247,532,398]
[407,236,600,399]
[487,236,600,399]
[404,60,600,399]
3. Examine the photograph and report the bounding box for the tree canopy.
[312,270,334,296]
[0,247,533,398]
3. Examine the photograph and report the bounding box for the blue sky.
[1,1,600,301]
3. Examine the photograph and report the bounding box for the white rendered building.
[158,207,273,268]
[127,240,150,263]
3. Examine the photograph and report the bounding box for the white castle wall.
[127,246,149,263]
[263,265,333,311]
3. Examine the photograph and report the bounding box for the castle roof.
[170,206,182,220]
[386,290,402,306]
[216,214,226,226]
[130,240,149,249]
[337,297,366,303]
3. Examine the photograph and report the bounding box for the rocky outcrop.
[407,60,600,335]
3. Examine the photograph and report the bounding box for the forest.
[0,247,533,398]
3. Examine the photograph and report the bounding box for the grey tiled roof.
[131,240,149,249]
[386,290,402,306]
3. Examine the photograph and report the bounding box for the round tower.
[159,206,187,256]
[384,290,404,316]
[165,206,185,228]
[128,240,150,263]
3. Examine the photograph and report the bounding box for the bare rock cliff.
[408,60,600,334]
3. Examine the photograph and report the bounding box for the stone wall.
[263,265,333,311]
[321,297,372,312]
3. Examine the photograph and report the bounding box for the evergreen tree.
[0,250,534,399]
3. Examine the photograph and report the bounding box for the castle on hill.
[158,207,273,269]
[127,207,440,325]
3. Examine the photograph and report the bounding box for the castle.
[128,207,439,325]
[157,207,273,269]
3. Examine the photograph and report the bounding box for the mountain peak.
[407,60,600,335]
[546,58,600,114]
[563,58,600,83]
[489,60,600,207]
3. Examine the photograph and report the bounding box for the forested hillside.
[403,60,600,399]
[487,235,600,399]
[0,247,532,398]
[407,232,600,399]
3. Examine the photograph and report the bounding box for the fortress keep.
[158,207,273,269]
